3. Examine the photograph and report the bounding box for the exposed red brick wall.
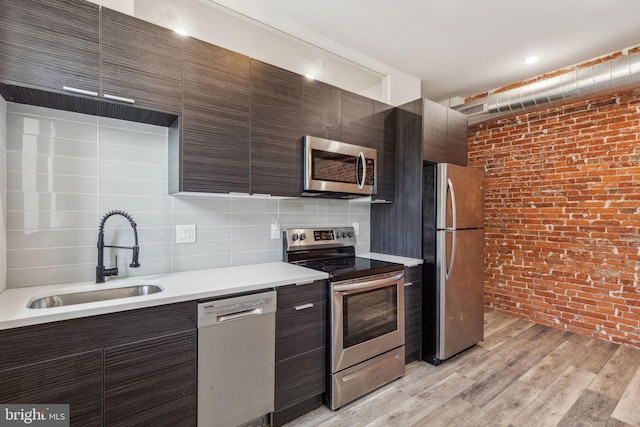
[468,88,640,347]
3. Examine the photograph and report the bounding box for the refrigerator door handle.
[446,229,456,280]
[447,178,457,230]
[444,178,457,279]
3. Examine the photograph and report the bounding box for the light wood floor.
[285,311,640,427]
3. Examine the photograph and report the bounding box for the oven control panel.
[284,227,356,252]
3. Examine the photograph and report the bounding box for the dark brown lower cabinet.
[0,351,103,426]
[273,281,327,426]
[0,302,197,427]
[104,331,197,427]
[405,265,423,363]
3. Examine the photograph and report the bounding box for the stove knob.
[342,232,347,238]
[347,231,353,238]
[335,230,341,239]
[291,233,299,241]
[300,233,307,241]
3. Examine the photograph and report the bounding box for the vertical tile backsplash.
[4,104,370,288]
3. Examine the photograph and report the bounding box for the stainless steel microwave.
[303,136,377,198]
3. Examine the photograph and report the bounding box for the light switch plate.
[271,222,280,239]
[176,224,197,244]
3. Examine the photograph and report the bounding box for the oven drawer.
[276,301,326,361]
[276,280,327,310]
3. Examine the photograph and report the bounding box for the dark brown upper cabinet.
[250,60,304,197]
[340,91,374,147]
[373,101,396,202]
[0,0,100,94]
[445,107,469,166]
[303,78,342,141]
[423,98,468,166]
[100,8,183,115]
[175,37,251,194]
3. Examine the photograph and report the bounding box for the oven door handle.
[332,271,404,293]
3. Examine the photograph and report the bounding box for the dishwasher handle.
[217,307,264,323]
[197,290,277,328]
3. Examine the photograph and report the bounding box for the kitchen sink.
[27,283,164,309]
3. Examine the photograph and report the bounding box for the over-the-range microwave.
[303,135,377,199]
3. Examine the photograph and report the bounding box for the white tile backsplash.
[0,98,6,294]
[4,104,371,288]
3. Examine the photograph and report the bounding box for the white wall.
[0,97,6,294]
[5,104,370,288]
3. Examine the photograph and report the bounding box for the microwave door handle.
[356,152,366,190]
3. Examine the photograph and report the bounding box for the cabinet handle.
[103,94,136,104]
[63,86,98,97]
[404,282,414,287]
[294,303,314,311]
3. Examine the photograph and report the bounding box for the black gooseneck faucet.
[96,210,140,283]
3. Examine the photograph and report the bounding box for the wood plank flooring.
[285,311,640,427]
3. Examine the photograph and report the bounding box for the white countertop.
[0,262,328,330]
[360,252,423,267]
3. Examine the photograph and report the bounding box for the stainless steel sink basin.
[27,284,164,309]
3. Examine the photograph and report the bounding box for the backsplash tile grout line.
[4,104,370,288]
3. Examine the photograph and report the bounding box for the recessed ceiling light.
[174,27,189,36]
[305,74,316,80]
[524,55,540,64]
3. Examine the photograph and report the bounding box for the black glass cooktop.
[293,256,404,281]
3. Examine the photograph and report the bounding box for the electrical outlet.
[271,222,280,239]
[352,222,360,235]
[176,224,197,244]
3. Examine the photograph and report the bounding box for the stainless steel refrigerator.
[422,163,485,364]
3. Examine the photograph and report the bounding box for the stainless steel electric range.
[284,226,405,410]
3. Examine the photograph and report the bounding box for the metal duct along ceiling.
[455,52,640,125]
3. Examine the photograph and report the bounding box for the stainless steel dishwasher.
[197,290,277,427]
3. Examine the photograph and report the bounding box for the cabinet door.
[341,91,374,147]
[0,0,100,94]
[0,351,103,427]
[101,8,183,114]
[373,101,396,201]
[422,98,447,163]
[250,60,303,197]
[104,331,197,427]
[405,266,423,363]
[274,282,327,426]
[181,37,251,193]
[303,78,341,141]
[446,108,468,166]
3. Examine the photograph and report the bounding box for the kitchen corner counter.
[0,262,328,330]
[360,252,423,267]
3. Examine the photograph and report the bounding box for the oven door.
[331,271,405,373]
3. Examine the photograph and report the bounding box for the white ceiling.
[209,0,640,102]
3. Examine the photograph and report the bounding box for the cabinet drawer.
[276,301,326,361]
[0,301,196,371]
[275,347,325,410]
[405,265,422,284]
[276,280,326,310]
